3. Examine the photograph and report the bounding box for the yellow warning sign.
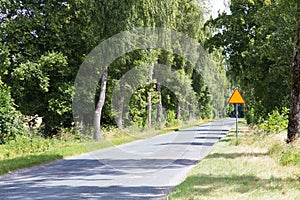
[228,88,245,104]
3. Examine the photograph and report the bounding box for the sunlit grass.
[168,119,300,200]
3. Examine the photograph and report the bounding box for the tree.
[205,0,293,122]
[94,68,108,141]
[0,0,225,139]
[0,79,28,144]
[287,0,300,143]
[0,0,95,135]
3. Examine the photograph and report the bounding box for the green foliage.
[1,0,224,137]
[0,132,82,160]
[166,110,181,127]
[279,148,300,166]
[258,108,289,134]
[2,135,53,158]
[0,43,11,75]
[10,52,73,135]
[0,80,28,144]
[268,141,300,166]
[0,1,91,135]
[245,107,255,124]
[206,0,295,122]
[129,84,159,127]
[54,127,82,141]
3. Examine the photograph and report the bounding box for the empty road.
[0,119,235,199]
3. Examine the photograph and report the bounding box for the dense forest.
[0,0,299,144]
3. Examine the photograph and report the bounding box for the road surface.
[0,119,235,200]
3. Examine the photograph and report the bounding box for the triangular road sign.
[228,88,245,104]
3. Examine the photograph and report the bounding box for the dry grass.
[168,119,300,200]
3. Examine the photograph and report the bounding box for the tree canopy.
[0,0,228,142]
[206,0,300,141]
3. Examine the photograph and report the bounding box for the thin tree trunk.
[188,104,191,121]
[116,81,124,129]
[147,90,152,128]
[94,68,108,141]
[287,2,300,143]
[156,83,162,123]
[147,65,153,128]
[176,104,181,120]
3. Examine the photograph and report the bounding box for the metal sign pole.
[236,104,238,142]
[228,87,245,143]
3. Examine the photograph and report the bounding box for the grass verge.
[0,119,207,175]
[168,119,300,200]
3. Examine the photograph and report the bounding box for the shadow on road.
[1,184,173,199]
[0,157,199,199]
[206,152,269,159]
[195,136,221,140]
[176,129,230,132]
[158,142,215,147]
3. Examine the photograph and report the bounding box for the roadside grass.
[0,140,114,175]
[168,119,300,200]
[0,119,205,175]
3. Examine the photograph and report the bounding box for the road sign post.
[236,104,238,141]
[228,88,245,143]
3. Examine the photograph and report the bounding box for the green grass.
[168,119,300,200]
[0,140,109,175]
[0,119,205,175]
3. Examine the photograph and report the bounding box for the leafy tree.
[0,0,96,135]
[0,79,28,144]
[0,0,227,140]
[205,0,293,123]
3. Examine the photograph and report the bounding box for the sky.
[209,0,230,19]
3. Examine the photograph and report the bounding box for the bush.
[55,127,82,141]
[268,136,300,166]
[2,135,52,158]
[279,148,300,166]
[0,133,82,159]
[0,80,28,144]
[245,107,255,124]
[258,107,289,134]
[166,110,180,127]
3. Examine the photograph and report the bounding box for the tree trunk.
[94,68,108,141]
[147,90,152,128]
[176,104,181,120]
[156,83,163,123]
[116,81,124,129]
[147,65,153,128]
[188,104,191,121]
[287,2,300,143]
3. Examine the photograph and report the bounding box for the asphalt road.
[0,119,235,200]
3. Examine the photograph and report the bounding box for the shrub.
[258,107,289,134]
[279,147,300,166]
[0,132,83,159]
[2,135,52,158]
[245,107,255,124]
[166,110,180,127]
[0,80,28,144]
